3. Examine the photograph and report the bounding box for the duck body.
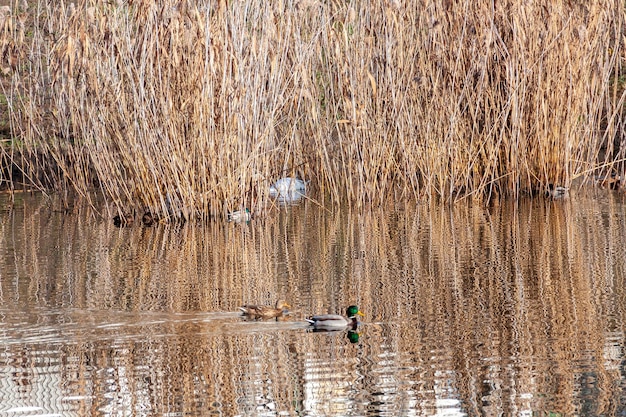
[269,177,307,197]
[306,314,354,329]
[142,212,158,226]
[227,208,251,223]
[306,305,364,329]
[113,213,134,227]
[546,184,569,198]
[239,300,291,319]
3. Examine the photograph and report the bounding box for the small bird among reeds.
[239,300,291,319]
[142,212,158,226]
[546,184,569,199]
[306,305,365,329]
[113,213,134,227]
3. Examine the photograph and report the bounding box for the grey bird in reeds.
[239,300,291,319]
[546,184,568,198]
[269,177,307,197]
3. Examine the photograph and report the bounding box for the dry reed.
[0,0,624,219]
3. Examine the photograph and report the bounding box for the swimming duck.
[227,208,251,223]
[142,212,158,226]
[546,184,568,198]
[113,213,134,227]
[239,300,291,319]
[306,305,365,329]
[595,174,621,190]
[269,177,307,197]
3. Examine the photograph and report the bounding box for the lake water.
[1,191,626,416]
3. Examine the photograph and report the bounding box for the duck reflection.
[309,323,361,343]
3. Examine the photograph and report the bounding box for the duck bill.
[356,311,365,317]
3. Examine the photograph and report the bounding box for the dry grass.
[0,0,624,219]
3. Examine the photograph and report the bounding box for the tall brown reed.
[2,0,625,218]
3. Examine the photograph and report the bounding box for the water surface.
[1,191,626,416]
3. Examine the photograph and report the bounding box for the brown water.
[1,191,626,416]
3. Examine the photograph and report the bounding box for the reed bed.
[0,0,624,219]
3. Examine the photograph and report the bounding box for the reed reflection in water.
[0,191,625,416]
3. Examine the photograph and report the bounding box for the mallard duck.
[269,177,307,197]
[306,305,364,329]
[227,208,251,223]
[239,300,291,319]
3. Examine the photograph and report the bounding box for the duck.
[595,174,621,190]
[227,208,251,223]
[306,305,364,329]
[113,213,134,227]
[269,177,307,197]
[239,300,291,319]
[546,184,569,198]
[142,212,158,226]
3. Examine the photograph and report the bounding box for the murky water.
[1,191,626,416]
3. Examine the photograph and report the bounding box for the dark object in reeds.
[142,212,158,226]
[595,175,621,190]
[546,184,569,199]
[113,214,134,228]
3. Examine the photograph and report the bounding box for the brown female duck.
[239,300,291,319]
